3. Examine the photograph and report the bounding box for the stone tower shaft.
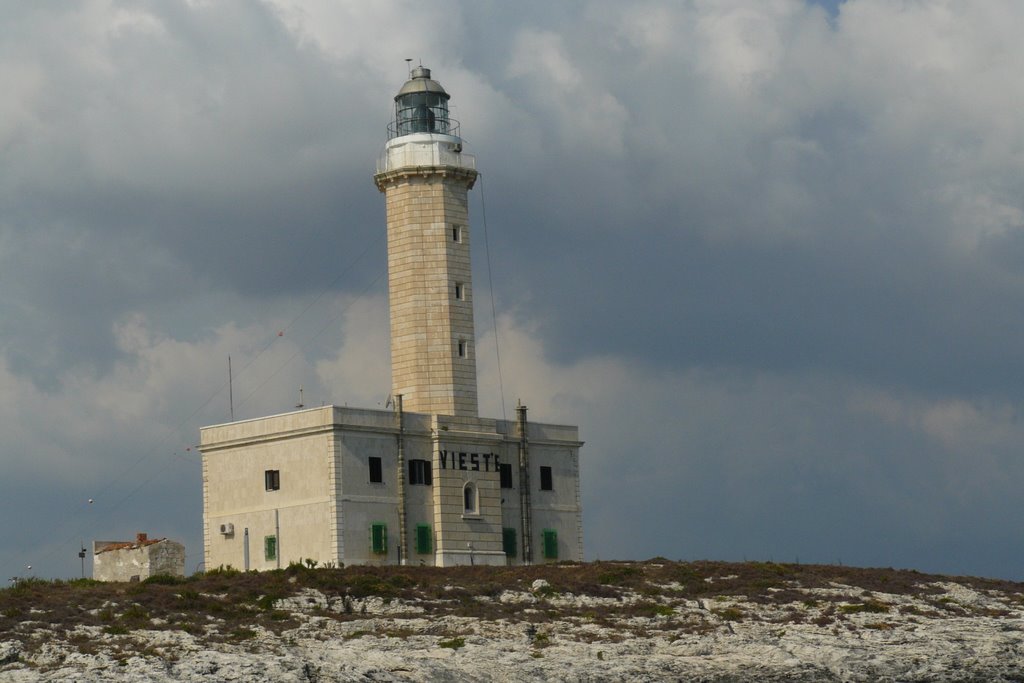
[374,67,479,417]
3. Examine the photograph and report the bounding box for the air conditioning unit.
[219,523,234,535]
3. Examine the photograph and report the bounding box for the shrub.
[144,574,185,586]
[121,604,150,623]
[598,566,640,586]
[838,600,889,615]
[712,607,745,622]
[438,637,465,649]
[176,590,203,608]
[256,594,284,611]
[626,601,674,618]
[205,566,240,578]
[344,630,371,640]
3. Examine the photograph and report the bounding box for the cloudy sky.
[4,0,1024,582]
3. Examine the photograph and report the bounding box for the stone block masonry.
[93,533,185,582]
[375,167,479,418]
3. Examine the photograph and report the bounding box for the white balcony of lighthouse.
[376,133,476,174]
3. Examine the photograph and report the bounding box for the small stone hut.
[92,533,186,582]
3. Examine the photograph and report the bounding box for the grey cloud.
[3,1,1024,582]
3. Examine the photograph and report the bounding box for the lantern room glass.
[395,91,451,136]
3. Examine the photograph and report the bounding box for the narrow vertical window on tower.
[457,340,468,358]
[452,224,462,242]
[463,482,478,515]
[454,282,464,300]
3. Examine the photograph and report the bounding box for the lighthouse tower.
[374,66,479,418]
[201,66,582,572]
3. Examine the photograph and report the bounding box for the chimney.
[136,532,148,543]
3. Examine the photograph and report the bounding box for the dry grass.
[1,558,1021,659]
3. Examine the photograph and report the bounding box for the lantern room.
[390,66,456,138]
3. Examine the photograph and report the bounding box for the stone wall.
[93,538,185,582]
[201,406,584,570]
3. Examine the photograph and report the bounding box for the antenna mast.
[228,356,234,421]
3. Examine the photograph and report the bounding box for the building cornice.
[373,165,478,191]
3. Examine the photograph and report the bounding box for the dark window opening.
[452,225,462,242]
[454,282,464,300]
[264,469,280,491]
[540,466,553,491]
[369,457,383,483]
[457,340,467,358]
[464,482,477,514]
[499,463,514,489]
[409,459,433,485]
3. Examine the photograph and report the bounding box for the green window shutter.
[371,523,388,555]
[415,524,432,554]
[502,528,517,558]
[264,535,277,561]
[542,529,558,560]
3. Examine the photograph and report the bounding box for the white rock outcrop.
[3,573,1023,681]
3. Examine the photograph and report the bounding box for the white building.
[201,67,583,569]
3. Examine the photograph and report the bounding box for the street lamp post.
[78,542,87,579]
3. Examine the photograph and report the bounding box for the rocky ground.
[2,560,1023,681]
